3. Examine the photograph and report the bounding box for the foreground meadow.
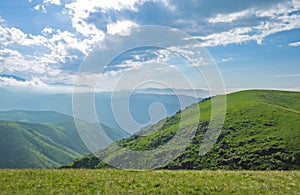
[0,169,299,194]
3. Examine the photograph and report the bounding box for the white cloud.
[64,0,144,38]
[0,10,116,90]
[189,0,300,46]
[195,27,253,47]
[288,41,300,47]
[222,58,233,62]
[43,0,61,6]
[0,21,104,75]
[0,26,29,46]
[34,4,47,13]
[65,0,143,13]
[1,0,300,90]
[100,49,174,78]
[107,20,138,35]
[0,26,81,76]
[69,17,103,38]
[208,9,252,23]
[0,74,83,93]
[41,27,53,35]
[193,10,300,47]
[0,48,59,75]
[0,76,47,88]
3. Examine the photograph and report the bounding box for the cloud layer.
[0,0,299,90]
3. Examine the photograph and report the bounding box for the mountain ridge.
[0,88,198,131]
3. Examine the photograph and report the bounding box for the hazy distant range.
[0,87,204,132]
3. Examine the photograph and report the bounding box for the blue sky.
[0,0,299,93]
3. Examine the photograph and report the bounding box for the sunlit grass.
[0,169,299,194]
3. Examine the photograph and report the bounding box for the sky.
[0,0,300,93]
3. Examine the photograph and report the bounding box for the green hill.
[0,120,88,168]
[0,111,130,168]
[65,90,300,170]
[0,110,130,142]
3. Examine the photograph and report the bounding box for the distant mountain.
[0,110,73,124]
[66,90,300,170]
[0,91,73,117]
[0,111,130,168]
[0,74,26,82]
[95,92,198,132]
[136,88,208,98]
[0,89,198,132]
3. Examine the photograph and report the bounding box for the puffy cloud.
[64,0,144,37]
[0,48,59,76]
[0,20,105,77]
[0,26,27,46]
[107,20,138,35]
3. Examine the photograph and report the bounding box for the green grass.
[0,169,299,194]
[67,90,300,170]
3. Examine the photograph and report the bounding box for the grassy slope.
[0,169,299,194]
[0,110,131,168]
[166,90,300,170]
[0,110,130,142]
[0,120,90,168]
[67,90,300,170]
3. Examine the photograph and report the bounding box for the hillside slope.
[0,111,130,168]
[66,90,300,170]
[0,110,130,142]
[0,120,89,168]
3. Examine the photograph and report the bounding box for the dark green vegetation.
[0,111,129,168]
[66,90,300,170]
[0,169,299,194]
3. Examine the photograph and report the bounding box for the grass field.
[0,169,299,194]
